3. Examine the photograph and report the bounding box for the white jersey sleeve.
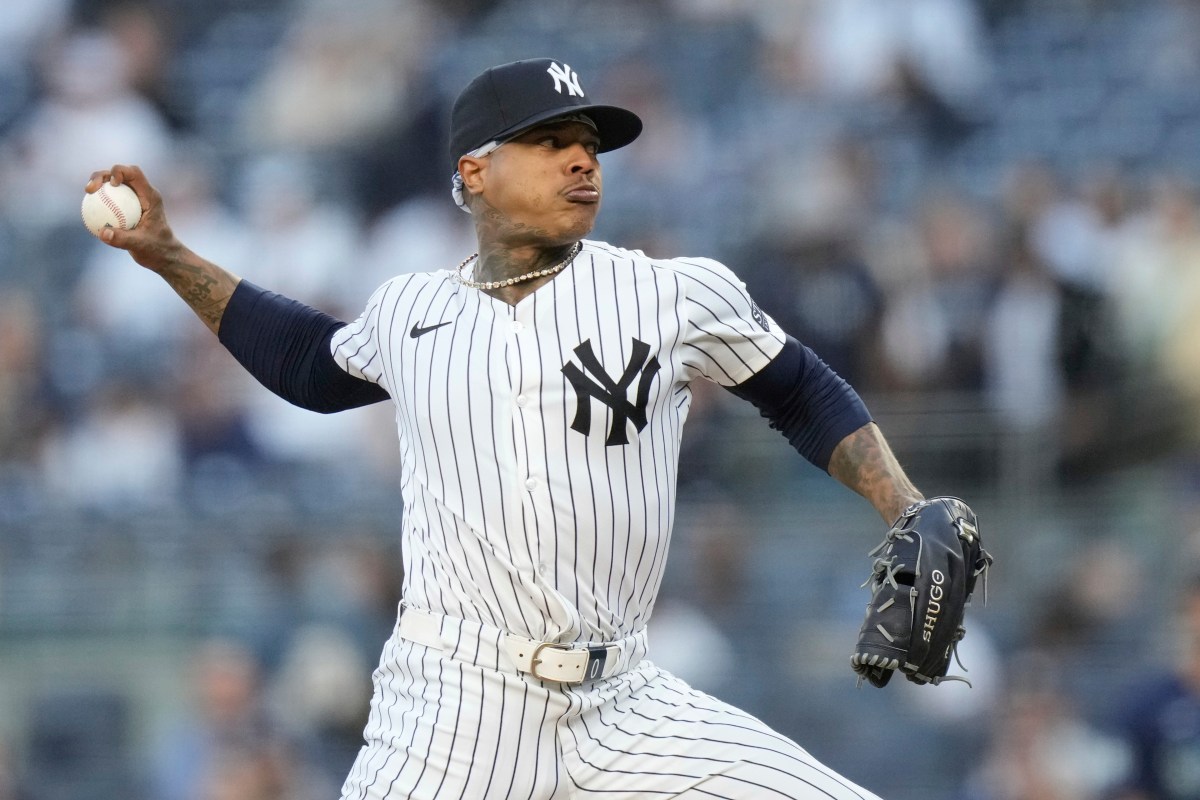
[328,277,404,394]
[666,255,786,386]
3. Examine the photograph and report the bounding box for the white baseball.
[81,181,142,238]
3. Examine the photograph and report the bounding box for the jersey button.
[511,321,524,332]
[525,477,538,491]
[516,394,528,407]
[538,563,549,576]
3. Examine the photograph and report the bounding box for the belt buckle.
[530,642,609,683]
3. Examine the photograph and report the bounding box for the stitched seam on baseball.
[98,186,128,228]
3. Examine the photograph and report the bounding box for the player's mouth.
[563,182,600,203]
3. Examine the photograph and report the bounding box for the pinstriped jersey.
[330,239,784,644]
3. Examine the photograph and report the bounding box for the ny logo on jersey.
[562,338,659,446]
[546,62,584,97]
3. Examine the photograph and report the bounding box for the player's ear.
[458,155,487,197]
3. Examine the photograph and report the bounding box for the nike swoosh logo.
[409,321,452,339]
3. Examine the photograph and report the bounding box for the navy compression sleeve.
[217,280,390,413]
[726,336,872,472]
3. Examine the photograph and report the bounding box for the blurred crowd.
[4,0,1200,798]
[1,0,1200,513]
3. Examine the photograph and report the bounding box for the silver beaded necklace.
[455,242,582,290]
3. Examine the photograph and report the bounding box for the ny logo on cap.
[546,62,584,98]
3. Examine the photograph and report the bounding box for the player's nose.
[565,143,598,174]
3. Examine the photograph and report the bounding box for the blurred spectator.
[198,744,297,800]
[1139,0,1200,86]
[269,623,371,786]
[239,0,440,157]
[963,655,1129,800]
[1139,179,1200,443]
[738,0,989,135]
[1000,160,1062,239]
[343,73,452,218]
[153,639,301,800]
[991,161,1070,436]
[0,0,68,65]
[919,189,996,385]
[1029,168,1130,392]
[746,231,883,386]
[983,233,1064,432]
[98,2,189,132]
[0,739,26,800]
[26,688,137,799]
[356,191,477,299]
[234,152,362,315]
[1028,538,1145,659]
[314,540,400,623]
[1,28,171,229]
[645,595,735,694]
[744,136,885,387]
[174,330,266,473]
[874,189,997,391]
[241,387,384,470]
[672,379,750,496]
[1110,575,1200,800]
[588,56,717,252]
[1008,167,1142,473]
[648,500,748,693]
[37,378,183,511]
[0,289,48,464]
[223,151,388,463]
[1108,177,1192,371]
[757,135,882,246]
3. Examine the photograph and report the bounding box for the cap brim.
[493,104,642,153]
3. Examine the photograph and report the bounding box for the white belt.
[398,606,643,684]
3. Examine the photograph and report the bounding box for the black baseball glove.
[851,497,992,687]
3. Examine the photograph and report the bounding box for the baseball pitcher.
[87,58,989,799]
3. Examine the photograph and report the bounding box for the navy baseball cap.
[449,58,642,167]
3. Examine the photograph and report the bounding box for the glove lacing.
[861,527,915,591]
[852,528,915,687]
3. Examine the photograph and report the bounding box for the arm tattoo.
[160,256,240,335]
[828,422,924,523]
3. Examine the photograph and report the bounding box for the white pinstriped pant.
[341,612,884,800]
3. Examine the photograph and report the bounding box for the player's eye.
[533,133,599,156]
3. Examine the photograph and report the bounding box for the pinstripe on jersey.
[330,240,785,645]
[332,239,884,799]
